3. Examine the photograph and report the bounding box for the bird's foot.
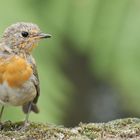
[18,121,30,131]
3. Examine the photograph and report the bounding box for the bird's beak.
[37,33,52,39]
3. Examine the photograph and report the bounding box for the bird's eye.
[21,31,29,37]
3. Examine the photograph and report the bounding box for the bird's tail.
[22,102,39,114]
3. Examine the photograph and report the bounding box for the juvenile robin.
[0,22,51,124]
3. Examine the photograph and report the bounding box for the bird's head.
[1,22,51,53]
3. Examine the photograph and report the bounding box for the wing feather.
[22,55,40,114]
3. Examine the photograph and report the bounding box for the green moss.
[0,118,140,139]
[79,118,140,139]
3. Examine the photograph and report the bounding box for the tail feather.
[22,102,39,114]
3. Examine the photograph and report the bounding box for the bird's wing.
[31,59,40,104]
[22,55,40,114]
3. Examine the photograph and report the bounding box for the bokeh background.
[0,0,140,127]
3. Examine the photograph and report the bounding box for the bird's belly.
[0,81,36,106]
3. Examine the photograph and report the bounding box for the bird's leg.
[24,102,32,126]
[19,102,32,131]
[0,106,4,122]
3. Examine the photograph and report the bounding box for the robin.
[0,22,51,125]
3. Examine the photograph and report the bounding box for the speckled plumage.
[0,22,41,53]
[0,22,51,122]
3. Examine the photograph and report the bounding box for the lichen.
[0,118,140,139]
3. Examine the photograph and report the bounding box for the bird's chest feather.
[0,55,33,87]
[0,55,36,106]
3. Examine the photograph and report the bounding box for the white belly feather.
[0,80,36,106]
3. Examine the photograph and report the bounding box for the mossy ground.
[0,118,140,140]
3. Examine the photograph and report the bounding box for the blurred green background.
[0,0,140,126]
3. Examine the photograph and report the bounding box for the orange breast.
[0,56,33,87]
